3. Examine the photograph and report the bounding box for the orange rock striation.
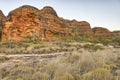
[0,10,6,40]
[0,5,119,42]
[92,27,111,38]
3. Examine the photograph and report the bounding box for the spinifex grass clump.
[83,44,104,51]
[0,56,9,62]
[0,48,120,80]
[83,68,114,80]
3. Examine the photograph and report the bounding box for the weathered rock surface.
[0,10,6,27]
[70,20,93,36]
[0,10,6,40]
[1,5,118,42]
[1,5,70,41]
[111,30,120,37]
[40,6,58,17]
[1,5,93,42]
[92,27,111,38]
[2,5,40,42]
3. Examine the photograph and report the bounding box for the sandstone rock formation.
[0,10,6,40]
[111,30,120,37]
[70,20,93,36]
[92,27,111,38]
[40,6,58,17]
[0,10,6,27]
[1,5,71,42]
[2,5,40,42]
[1,5,117,42]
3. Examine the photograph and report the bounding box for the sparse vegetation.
[62,34,120,47]
[0,4,120,80]
[0,33,120,80]
[0,56,9,62]
[0,41,105,54]
[0,46,119,80]
[62,34,91,42]
[111,36,120,46]
[23,35,40,44]
[83,68,114,80]
[83,43,104,51]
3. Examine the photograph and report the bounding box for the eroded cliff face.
[111,30,120,37]
[1,5,115,42]
[38,6,72,41]
[92,27,111,38]
[2,5,40,42]
[1,5,93,42]
[0,10,6,27]
[70,20,93,36]
[0,10,6,40]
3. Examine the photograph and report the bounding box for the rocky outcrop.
[55,18,93,37]
[70,20,93,37]
[40,6,58,17]
[0,10,6,27]
[1,5,71,42]
[2,5,40,42]
[111,30,120,37]
[92,27,111,38]
[0,10,6,40]
[38,6,71,41]
[1,5,118,42]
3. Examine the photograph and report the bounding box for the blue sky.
[0,0,120,31]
